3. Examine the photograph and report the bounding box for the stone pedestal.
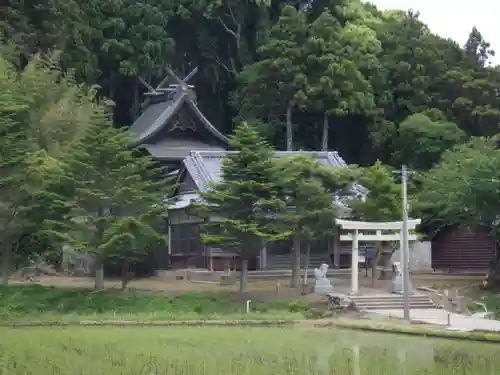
[313,278,334,294]
[219,272,236,286]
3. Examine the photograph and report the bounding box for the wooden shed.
[431,226,495,271]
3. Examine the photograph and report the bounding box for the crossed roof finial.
[139,67,199,97]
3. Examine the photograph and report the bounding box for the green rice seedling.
[1,327,499,375]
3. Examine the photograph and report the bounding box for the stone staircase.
[349,293,438,311]
[267,253,329,270]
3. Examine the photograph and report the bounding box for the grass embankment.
[330,320,500,344]
[1,327,499,374]
[0,284,313,323]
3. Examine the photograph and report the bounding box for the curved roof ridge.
[185,100,228,144]
[132,93,187,146]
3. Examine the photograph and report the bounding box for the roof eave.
[132,94,187,146]
[185,100,228,145]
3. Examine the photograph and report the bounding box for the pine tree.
[274,155,353,287]
[99,216,166,289]
[194,122,287,292]
[55,111,169,289]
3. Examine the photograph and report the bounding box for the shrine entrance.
[336,219,421,295]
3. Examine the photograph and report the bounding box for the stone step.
[354,302,437,310]
[267,261,327,266]
[268,256,327,261]
[351,296,431,302]
[238,269,349,280]
[266,263,326,269]
[349,294,436,310]
[267,257,329,266]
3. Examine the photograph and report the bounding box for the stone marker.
[219,271,236,286]
[390,261,412,294]
[313,263,334,294]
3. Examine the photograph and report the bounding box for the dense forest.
[2,0,498,166]
[2,0,500,287]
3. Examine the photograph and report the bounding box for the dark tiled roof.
[130,98,181,145]
[182,150,367,197]
[129,91,228,156]
[142,139,225,161]
[130,100,171,140]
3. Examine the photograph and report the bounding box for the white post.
[401,165,410,321]
[351,230,359,294]
[399,230,404,282]
[260,240,267,270]
[208,248,214,271]
[167,224,172,256]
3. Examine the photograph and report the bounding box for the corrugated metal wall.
[431,226,494,271]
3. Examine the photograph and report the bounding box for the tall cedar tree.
[305,10,379,151]
[274,155,353,287]
[55,111,168,289]
[238,5,308,151]
[3,2,500,162]
[194,122,287,292]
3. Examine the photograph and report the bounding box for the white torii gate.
[336,219,421,295]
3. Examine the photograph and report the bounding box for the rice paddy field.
[1,327,498,375]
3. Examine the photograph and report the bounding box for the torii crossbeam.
[336,219,421,295]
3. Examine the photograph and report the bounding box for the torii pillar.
[336,219,421,295]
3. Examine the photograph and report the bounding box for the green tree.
[444,66,500,137]
[55,112,168,289]
[349,161,402,286]
[305,10,379,150]
[369,10,466,159]
[193,122,287,292]
[415,137,500,288]
[100,216,166,289]
[274,155,353,287]
[0,51,97,284]
[238,5,308,151]
[0,0,80,60]
[392,113,466,170]
[464,26,495,68]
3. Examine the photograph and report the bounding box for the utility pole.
[401,165,411,321]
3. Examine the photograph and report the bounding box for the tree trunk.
[0,245,11,286]
[94,256,105,289]
[94,207,105,289]
[286,104,293,151]
[121,261,131,290]
[291,235,301,288]
[321,112,329,151]
[371,245,382,288]
[239,256,249,293]
[303,241,311,286]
